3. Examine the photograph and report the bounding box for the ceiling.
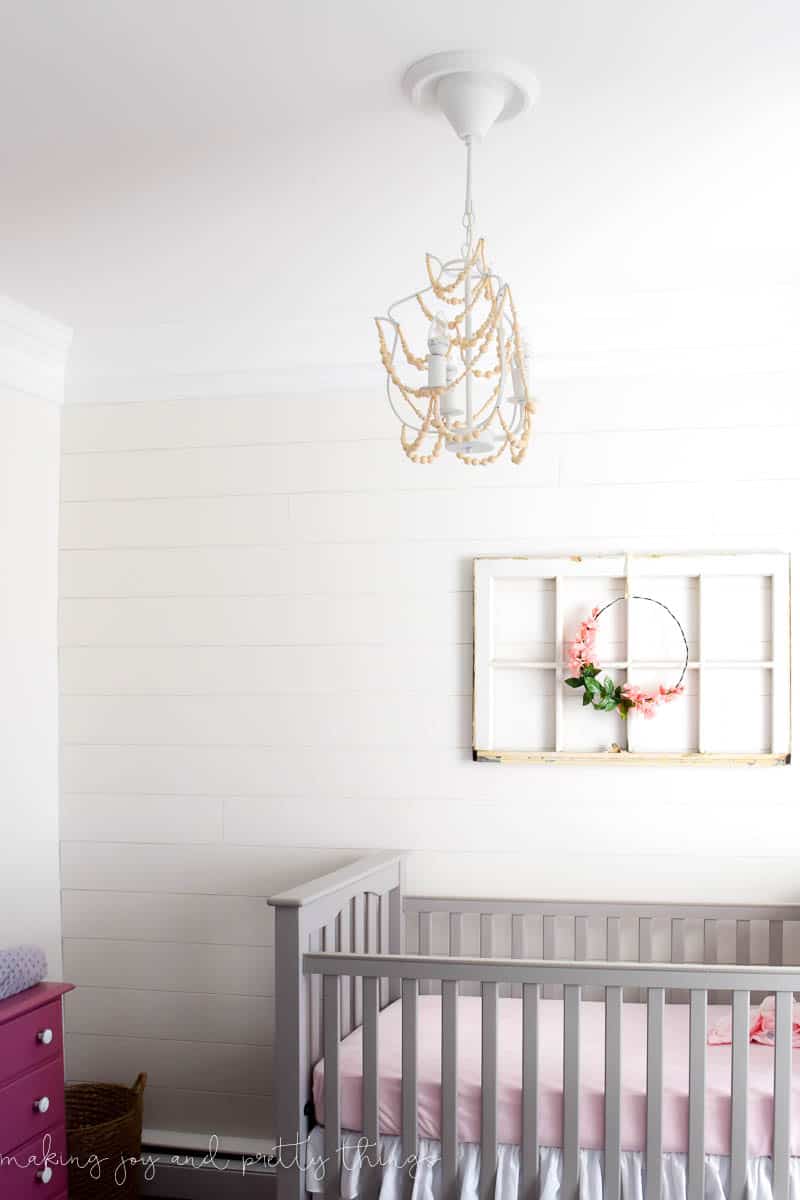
[1,0,798,337]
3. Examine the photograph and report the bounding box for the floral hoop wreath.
[564,595,688,720]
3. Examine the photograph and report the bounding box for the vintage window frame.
[473,552,791,766]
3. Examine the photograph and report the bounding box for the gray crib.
[269,852,800,1200]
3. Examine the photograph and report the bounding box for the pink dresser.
[0,982,74,1200]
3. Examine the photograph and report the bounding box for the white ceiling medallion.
[375,51,539,466]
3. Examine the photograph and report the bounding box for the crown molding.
[0,295,73,404]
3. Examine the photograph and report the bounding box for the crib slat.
[309,930,323,1064]
[729,989,749,1200]
[669,917,686,1004]
[480,982,498,1200]
[574,915,588,961]
[639,916,653,961]
[604,987,622,1200]
[670,917,685,963]
[353,895,365,1024]
[606,916,621,961]
[401,978,418,1199]
[481,913,494,957]
[366,893,379,955]
[703,918,717,963]
[563,984,581,1200]
[736,919,750,965]
[339,907,352,1035]
[687,990,707,1200]
[441,980,459,1200]
[380,894,391,1006]
[646,988,664,1200]
[388,887,402,1002]
[520,984,540,1200]
[773,990,792,1200]
[770,920,784,966]
[511,914,525,999]
[419,911,432,995]
[543,915,556,999]
[638,917,652,1003]
[704,918,720,1003]
[323,974,341,1200]
[362,977,380,1200]
[449,912,463,957]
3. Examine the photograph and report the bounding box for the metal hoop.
[594,594,689,690]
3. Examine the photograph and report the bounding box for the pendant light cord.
[461,135,475,259]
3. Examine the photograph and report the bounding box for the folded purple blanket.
[0,945,48,1001]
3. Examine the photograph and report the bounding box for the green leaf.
[584,676,600,695]
[564,677,584,688]
[582,691,592,706]
[602,677,615,696]
[601,698,617,711]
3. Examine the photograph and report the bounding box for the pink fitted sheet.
[312,995,800,1157]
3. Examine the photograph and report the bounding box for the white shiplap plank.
[403,852,800,904]
[59,532,787,601]
[59,592,470,647]
[60,437,559,500]
[61,888,273,946]
[61,692,470,749]
[65,986,273,1045]
[63,938,273,995]
[60,542,464,598]
[60,643,473,696]
[65,1032,269,1094]
[60,793,223,843]
[60,494,290,548]
[288,482,800,545]
[60,373,800,454]
[62,482,800,550]
[60,425,800,502]
[60,841,360,896]
[60,744,799,817]
[60,391,389,451]
[560,426,800,488]
[221,790,800,857]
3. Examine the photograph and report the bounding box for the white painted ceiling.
[1,0,798,336]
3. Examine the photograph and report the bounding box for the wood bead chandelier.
[376,52,539,467]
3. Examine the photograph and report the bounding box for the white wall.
[58,286,800,1150]
[0,297,70,975]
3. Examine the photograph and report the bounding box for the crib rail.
[307,951,800,1200]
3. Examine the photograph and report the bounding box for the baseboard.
[138,1144,276,1200]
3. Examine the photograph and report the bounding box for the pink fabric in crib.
[312,995,800,1157]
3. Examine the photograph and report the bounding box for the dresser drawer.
[0,1124,68,1200]
[0,1001,62,1088]
[0,1059,65,1157]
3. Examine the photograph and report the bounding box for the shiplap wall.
[59,292,800,1151]
[0,297,69,974]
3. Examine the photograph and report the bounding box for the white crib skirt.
[306,1128,800,1200]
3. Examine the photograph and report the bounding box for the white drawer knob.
[36,1166,53,1184]
[37,1028,54,1045]
[34,1096,50,1114]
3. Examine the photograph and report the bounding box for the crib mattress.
[312,995,800,1157]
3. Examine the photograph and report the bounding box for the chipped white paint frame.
[473,553,791,766]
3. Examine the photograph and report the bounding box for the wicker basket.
[66,1073,147,1200]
